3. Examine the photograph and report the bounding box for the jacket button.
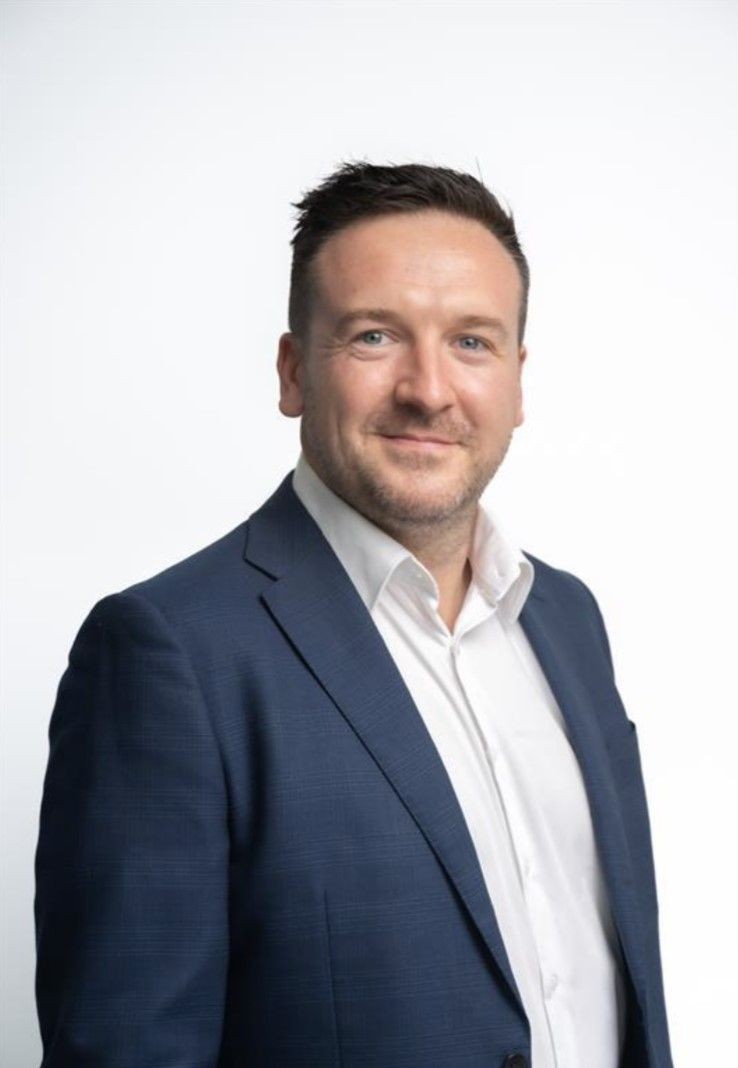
[503,1056,528,1068]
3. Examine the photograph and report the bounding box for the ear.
[276,332,305,418]
[514,344,527,428]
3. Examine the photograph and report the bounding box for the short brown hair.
[288,159,530,345]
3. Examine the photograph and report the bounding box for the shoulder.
[522,548,615,673]
[522,548,601,608]
[83,518,270,644]
[125,520,254,607]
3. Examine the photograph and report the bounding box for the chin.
[362,473,472,522]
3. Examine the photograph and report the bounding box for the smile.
[380,434,457,451]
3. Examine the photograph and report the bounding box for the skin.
[276,208,527,632]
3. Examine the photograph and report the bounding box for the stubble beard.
[300,404,515,533]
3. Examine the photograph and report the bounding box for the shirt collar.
[291,450,534,625]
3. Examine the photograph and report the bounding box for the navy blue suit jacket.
[35,471,674,1066]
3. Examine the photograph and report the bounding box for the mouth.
[379,433,458,451]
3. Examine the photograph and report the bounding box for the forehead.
[310,209,522,323]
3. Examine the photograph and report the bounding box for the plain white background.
[2,0,736,1063]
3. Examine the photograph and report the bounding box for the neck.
[378,510,477,634]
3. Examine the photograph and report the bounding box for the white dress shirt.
[292,450,626,1067]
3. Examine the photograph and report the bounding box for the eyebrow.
[333,307,509,341]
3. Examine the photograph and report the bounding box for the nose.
[392,341,456,414]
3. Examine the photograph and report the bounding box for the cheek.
[466,366,520,409]
[328,364,390,422]
[461,379,521,439]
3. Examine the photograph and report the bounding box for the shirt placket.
[449,588,564,1068]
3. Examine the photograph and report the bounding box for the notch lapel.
[518,593,654,1021]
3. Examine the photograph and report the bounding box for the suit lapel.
[244,471,651,1023]
[518,597,652,1014]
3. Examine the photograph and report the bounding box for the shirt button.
[544,973,559,999]
[522,857,531,877]
[503,1054,528,1068]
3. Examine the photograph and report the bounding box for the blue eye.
[351,330,489,351]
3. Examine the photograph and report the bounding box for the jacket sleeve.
[34,591,230,1067]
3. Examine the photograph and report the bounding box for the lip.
[380,434,457,450]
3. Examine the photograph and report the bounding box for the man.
[34,161,673,1067]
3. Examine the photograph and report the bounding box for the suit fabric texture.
[34,471,674,1067]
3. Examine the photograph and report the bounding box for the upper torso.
[292,450,627,1068]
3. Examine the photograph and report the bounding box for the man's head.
[277,161,530,537]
